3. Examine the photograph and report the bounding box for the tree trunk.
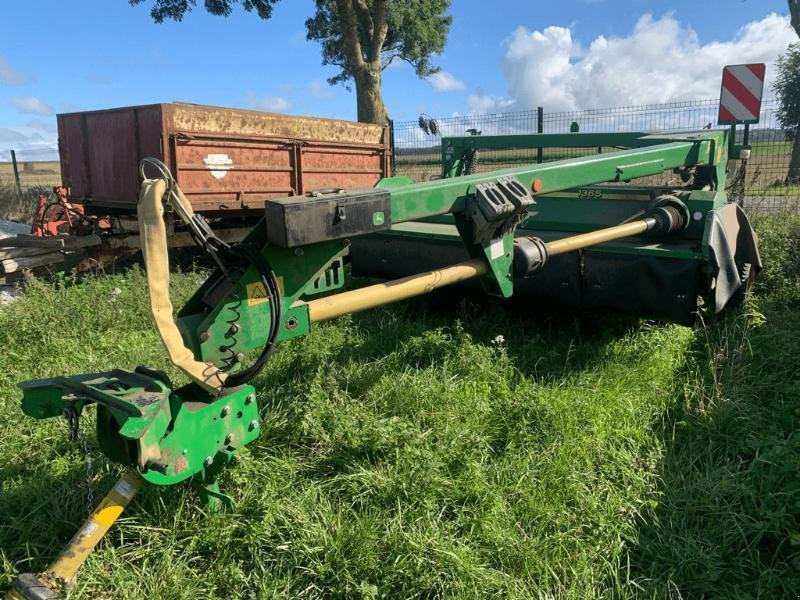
[354,65,388,125]
[789,128,800,185]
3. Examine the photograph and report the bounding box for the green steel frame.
[18,128,736,506]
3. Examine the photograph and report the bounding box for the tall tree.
[128,0,452,124]
[790,0,800,37]
[774,43,800,184]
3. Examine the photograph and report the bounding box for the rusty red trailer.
[57,102,392,214]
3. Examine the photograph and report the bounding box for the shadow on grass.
[247,286,646,486]
[265,286,641,388]
[621,301,800,597]
[0,460,108,581]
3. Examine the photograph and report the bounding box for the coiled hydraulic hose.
[221,243,282,387]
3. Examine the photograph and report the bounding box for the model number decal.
[577,189,603,199]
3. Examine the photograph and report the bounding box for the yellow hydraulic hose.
[138,178,226,393]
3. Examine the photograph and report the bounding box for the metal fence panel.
[393,99,798,214]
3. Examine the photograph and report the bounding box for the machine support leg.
[192,457,234,512]
[6,472,143,600]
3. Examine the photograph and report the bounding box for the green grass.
[0,217,798,598]
[744,184,800,198]
[749,141,793,157]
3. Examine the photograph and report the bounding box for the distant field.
[0,162,61,223]
[749,140,793,157]
[0,161,61,188]
[745,184,800,198]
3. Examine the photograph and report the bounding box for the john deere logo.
[372,211,385,226]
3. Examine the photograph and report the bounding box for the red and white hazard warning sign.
[718,63,766,125]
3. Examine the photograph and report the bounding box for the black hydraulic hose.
[222,243,282,387]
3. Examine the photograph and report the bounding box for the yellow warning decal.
[246,277,284,306]
[246,282,268,305]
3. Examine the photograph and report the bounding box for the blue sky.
[0,0,796,159]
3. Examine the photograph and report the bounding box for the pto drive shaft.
[306,205,686,322]
[7,472,143,600]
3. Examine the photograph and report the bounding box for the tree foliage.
[774,42,800,182]
[129,0,279,22]
[774,43,800,135]
[128,0,452,124]
[790,0,800,38]
[306,0,451,88]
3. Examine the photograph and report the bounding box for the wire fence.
[393,99,799,214]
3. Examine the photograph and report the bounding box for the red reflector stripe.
[722,69,760,117]
[718,105,737,123]
[746,63,766,80]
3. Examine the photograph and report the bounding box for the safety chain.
[63,406,95,514]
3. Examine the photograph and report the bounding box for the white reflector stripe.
[718,63,765,124]
[720,87,758,122]
[725,64,764,98]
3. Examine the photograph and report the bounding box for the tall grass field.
[0,216,798,598]
[0,161,60,223]
[0,161,60,189]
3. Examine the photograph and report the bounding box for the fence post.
[10,149,22,195]
[388,119,396,177]
[536,107,544,164]
[740,124,751,210]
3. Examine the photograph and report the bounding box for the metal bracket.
[19,370,260,486]
[9,573,58,600]
[470,175,535,244]
[303,258,345,296]
[479,234,515,298]
[192,454,235,512]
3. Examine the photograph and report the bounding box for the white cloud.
[11,96,54,116]
[308,79,334,98]
[25,119,57,133]
[0,120,58,161]
[0,55,32,85]
[384,56,406,69]
[245,93,291,112]
[428,70,466,92]
[467,93,514,114]
[498,12,795,112]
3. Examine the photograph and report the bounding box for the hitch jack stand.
[6,472,143,600]
[192,454,234,512]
